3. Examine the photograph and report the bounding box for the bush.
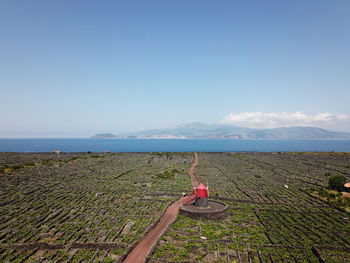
[156,168,180,179]
[4,168,14,174]
[328,192,340,199]
[318,188,328,197]
[328,174,346,192]
[11,165,22,170]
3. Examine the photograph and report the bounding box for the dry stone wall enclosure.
[0,152,349,262]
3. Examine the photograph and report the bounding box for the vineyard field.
[1,152,349,262]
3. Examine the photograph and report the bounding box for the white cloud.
[220,112,350,131]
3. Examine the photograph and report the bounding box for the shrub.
[11,165,22,170]
[318,188,328,197]
[4,168,14,174]
[156,168,180,179]
[328,174,346,192]
[328,192,339,199]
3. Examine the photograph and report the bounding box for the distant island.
[91,123,350,140]
[90,133,117,139]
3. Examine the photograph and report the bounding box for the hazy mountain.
[90,133,117,139]
[91,123,350,140]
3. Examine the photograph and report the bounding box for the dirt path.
[122,153,200,263]
[188,152,200,188]
[343,192,350,198]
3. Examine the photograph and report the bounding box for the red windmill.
[194,183,208,207]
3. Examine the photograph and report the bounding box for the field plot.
[1,152,350,263]
[150,153,350,263]
[0,152,192,262]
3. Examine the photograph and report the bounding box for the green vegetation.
[0,154,111,174]
[310,187,350,212]
[1,152,350,262]
[328,173,346,191]
[156,167,181,179]
[0,164,22,174]
[23,161,35,167]
[153,152,350,262]
[152,152,193,156]
[89,154,101,158]
[0,152,192,262]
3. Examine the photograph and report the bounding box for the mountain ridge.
[91,123,350,140]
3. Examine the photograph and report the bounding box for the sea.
[0,139,350,152]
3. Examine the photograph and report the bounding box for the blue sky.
[0,0,350,137]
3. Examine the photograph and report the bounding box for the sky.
[0,0,350,137]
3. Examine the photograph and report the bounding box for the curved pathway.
[123,153,200,263]
[188,152,200,188]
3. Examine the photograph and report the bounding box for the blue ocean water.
[0,139,350,152]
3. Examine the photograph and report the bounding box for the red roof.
[196,183,207,190]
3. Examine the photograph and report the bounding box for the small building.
[52,150,63,154]
[180,183,227,219]
[195,183,208,198]
[195,184,208,207]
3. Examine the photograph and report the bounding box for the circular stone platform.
[180,200,228,219]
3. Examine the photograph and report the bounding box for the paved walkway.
[123,153,199,263]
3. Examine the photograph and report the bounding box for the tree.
[328,174,346,192]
